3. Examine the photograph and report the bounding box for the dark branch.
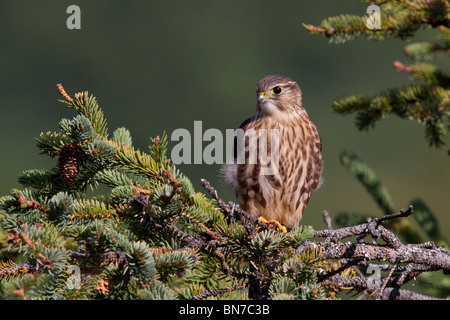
[322,274,443,300]
[192,284,244,300]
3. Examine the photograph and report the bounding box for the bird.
[222,75,323,231]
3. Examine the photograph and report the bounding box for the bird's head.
[255,75,304,123]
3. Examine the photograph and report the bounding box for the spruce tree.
[0,85,333,300]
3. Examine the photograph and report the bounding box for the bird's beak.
[258,92,268,103]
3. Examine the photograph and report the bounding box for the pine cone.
[129,194,150,211]
[58,144,84,187]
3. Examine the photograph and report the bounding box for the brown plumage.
[223,75,323,230]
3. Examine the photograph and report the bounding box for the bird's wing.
[233,116,253,161]
[312,122,322,152]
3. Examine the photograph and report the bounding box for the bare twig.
[375,263,397,300]
[192,284,245,300]
[200,178,272,232]
[322,210,332,230]
[322,274,443,300]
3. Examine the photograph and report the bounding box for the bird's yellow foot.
[258,216,287,233]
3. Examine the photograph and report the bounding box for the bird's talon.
[258,216,287,233]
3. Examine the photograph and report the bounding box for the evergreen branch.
[153,248,196,278]
[341,72,449,148]
[94,169,134,189]
[60,115,95,142]
[12,189,51,215]
[19,232,56,270]
[339,151,395,215]
[149,134,169,164]
[192,284,245,300]
[114,143,160,178]
[131,184,153,195]
[305,0,450,43]
[36,131,72,157]
[179,211,219,240]
[393,60,450,85]
[333,85,450,148]
[302,13,396,42]
[136,280,178,300]
[410,198,443,242]
[404,41,437,58]
[18,197,51,215]
[18,169,58,193]
[112,127,133,147]
[403,26,450,58]
[0,260,36,282]
[159,169,186,203]
[68,89,108,139]
[71,158,106,192]
[69,199,117,220]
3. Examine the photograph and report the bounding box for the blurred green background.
[0,0,448,234]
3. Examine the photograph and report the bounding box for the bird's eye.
[271,86,282,95]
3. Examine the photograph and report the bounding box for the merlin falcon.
[223,75,323,231]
